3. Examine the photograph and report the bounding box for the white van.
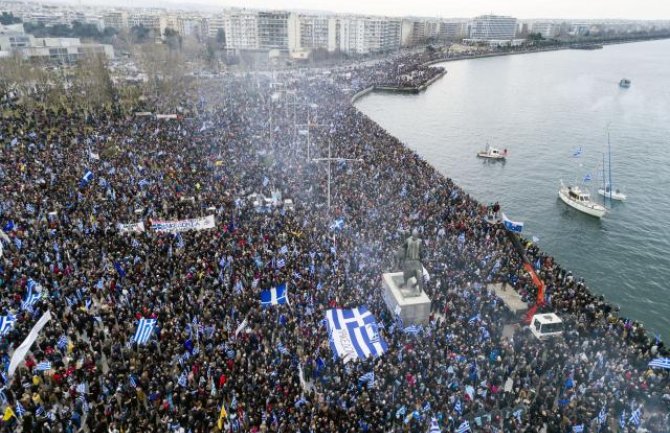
[529,313,563,340]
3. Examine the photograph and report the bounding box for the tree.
[528,32,544,41]
[130,25,151,44]
[216,28,226,48]
[0,12,21,25]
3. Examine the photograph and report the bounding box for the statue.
[397,229,424,296]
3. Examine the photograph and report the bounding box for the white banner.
[156,114,178,120]
[150,215,215,233]
[117,221,145,234]
[9,310,52,376]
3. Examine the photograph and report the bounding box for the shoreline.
[349,40,668,346]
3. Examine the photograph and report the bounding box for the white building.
[0,31,114,62]
[338,16,401,54]
[258,11,289,50]
[468,15,517,41]
[102,11,129,31]
[222,9,259,50]
[288,14,338,54]
[532,22,560,38]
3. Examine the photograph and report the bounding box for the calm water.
[356,40,670,343]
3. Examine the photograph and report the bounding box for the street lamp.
[311,138,364,211]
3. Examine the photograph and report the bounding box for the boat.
[477,145,507,160]
[558,180,607,218]
[619,78,631,88]
[597,133,627,201]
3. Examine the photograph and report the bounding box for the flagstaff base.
[382,272,431,325]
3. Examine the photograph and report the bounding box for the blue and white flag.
[129,374,138,388]
[619,410,626,428]
[57,334,68,350]
[277,342,290,355]
[583,173,592,182]
[138,179,151,189]
[358,371,375,389]
[456,420,470,433]
[648,358,670,370]
[279,245,288,255]
[454,399,463,415]
[260,283,288,306]
[22,280,43,310]
[572,424,584,433]
[396,406,407,419]
[263,176,270,187]
[0,315,16,336]
[133,318,157,345]
[403,324,422,336]
[276,258,286,269]
[325,306,388,363]
[329,218,344,231]
[513,409,522,422]
[15,401,25,417]
[468,314,480,325]
[35,361,52,371]
[502,213,523,233]
[629,408,641,426]
[178,371,188,387]
[572,146,582,157]
[25,203,36,214]
[598,406,607,424]
[80,170,94,188]
[428,417,441,433]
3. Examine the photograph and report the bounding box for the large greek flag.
[325,306,387,363]
[133,318,157,345]
[648,358,670,370]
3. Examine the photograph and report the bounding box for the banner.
[117,221,145,234]
[9,310,52,376]
[156,114,179,120]
[150,215,215,233]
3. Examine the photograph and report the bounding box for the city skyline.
[41,0,670,20]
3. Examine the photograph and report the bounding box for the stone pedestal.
[382,272,431,325]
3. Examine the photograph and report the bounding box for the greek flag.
[456,420,470,433]
[22,280,43,310]
[572,424,584,432]
[648,358,670,370]
[76,382,88,394]
[629,408,641,426]
[468,314,480,325]
[277,342,290,355]
[598,406,607,424]
[129,374,138,388]
[502,213,524,233]
[263,176,270,187]
[329,218,344,231]
[572,146,582,157]
[80,170,94,188]
[619,410,626,428]
[358,371,375,389]
[178,371,188,387]
[260,283,288,306]
[583,173,592,182]
[138,179,151,189]
[276,258,286,269]
[15,401,25,417]
[0,315,15,336]
[325,306,388,363]
[403,324,422,336]
[513,409,522,422]
[428,417,441,433]
[279,245,288,255]
[35,361,52,371]
[57,335,68,350]
[25,203,36,214]
[395,406,407,419]
[454,399,463,415]
[133,318,157,345]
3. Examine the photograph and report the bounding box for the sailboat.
[598,133,627,201]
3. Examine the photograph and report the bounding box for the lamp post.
[311,138,363,211]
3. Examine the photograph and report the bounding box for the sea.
[355,39,670,343]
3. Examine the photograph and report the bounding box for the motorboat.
[477,145,507,160]
[558,180,606,218]
[598,184,626,201]
[619,78,631,88]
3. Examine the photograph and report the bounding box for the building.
[531,22,560,38]
[0,27,114,62]
[102,11,129,31]
[287,14,337,53]
[222,9,259,50]
[401,19,441,47]
[439,21,467,40]
[468,15,517,41]
[258,11,289,50]
[128,12,168,37]
[339,16,401,54]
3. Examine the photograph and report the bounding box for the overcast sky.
[61,0,670,20]
[134,0,670,20]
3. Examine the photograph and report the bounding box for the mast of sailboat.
[608,132,613,201]
[602,152,607,205]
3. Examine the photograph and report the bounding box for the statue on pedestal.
[397,228,424,296]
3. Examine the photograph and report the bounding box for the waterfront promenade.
[0,47,667,433]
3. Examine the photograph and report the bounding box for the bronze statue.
[397,228,424,295]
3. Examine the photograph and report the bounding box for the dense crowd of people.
[0,50,668,433]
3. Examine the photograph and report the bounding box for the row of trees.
[23,21,118,43]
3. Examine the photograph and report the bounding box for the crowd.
[0,49,668,433]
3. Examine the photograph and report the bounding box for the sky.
[89,0,670,20]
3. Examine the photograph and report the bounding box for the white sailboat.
[598,133,627,201]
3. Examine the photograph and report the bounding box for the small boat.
[558,180,606,218]
[619,78,631,88]
[477,145,507,160]
[598,184,626,201]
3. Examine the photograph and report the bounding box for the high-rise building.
[469,15,517,41]
[258,11,289,50]
[222,9,259,50]
[102,11,129,31]
[531,22,560,38]
[439,21,467,40]
[339,16,400,54]
[288,14,336,51]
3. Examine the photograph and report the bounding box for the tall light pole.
[296,103,328,161]
[311,138,363,211]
